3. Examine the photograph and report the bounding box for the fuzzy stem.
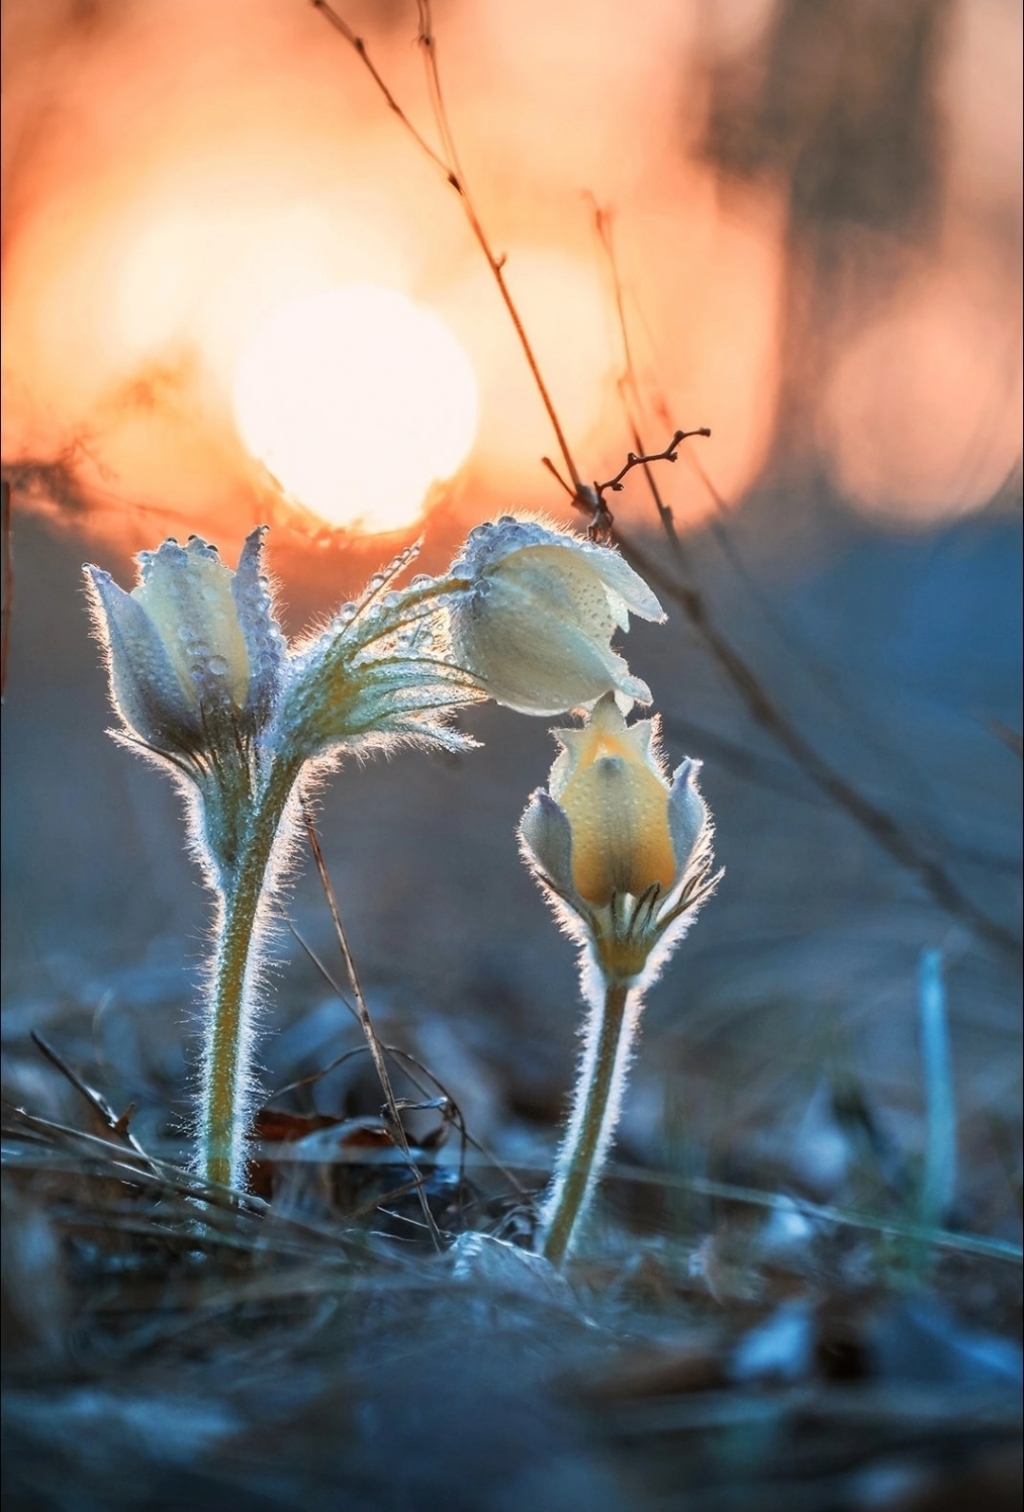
[540,977,636,1267]
[201,755,301,1188]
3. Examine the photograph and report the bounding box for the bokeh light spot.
[232,284,479,532]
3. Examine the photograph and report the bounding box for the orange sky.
[1,0,1020,566]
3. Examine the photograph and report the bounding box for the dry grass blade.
[300,797,443,1249]
[30,1031,154,1166]
[285,921,528,1198]
[599,1161,1024,1266]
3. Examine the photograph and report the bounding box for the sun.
[232,284,479,532]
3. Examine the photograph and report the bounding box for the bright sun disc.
[232,284,479,532]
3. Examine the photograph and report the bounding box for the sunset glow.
[232,285,479,533]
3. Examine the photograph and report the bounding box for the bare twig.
[589,200,1021,960]
[618,534,1021,960]
[593,428,711,506]
[300,797,443,1248]
[312,0,584,495]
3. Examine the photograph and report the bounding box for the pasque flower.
[449,516,665,714]
[519,694,719,1265]
[84,529,284,761]
[84,521,667,1192]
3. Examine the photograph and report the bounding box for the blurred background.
[2,0,1021,1231]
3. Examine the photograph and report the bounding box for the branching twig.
[300,797,443,1248]
[593,428,711,505]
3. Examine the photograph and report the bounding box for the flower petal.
[519,790,576,897]
[450,518,661,717]
[453,585,629,714]
[668,758,710,874]
[579,542,666,624]
[231,527,286,720]
[133,538,250,713]
[555,695,676,905]
[84,565,201,749]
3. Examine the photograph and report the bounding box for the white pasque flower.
[84,529,284,760]
[449,516,665,715]
[519,693,718,983]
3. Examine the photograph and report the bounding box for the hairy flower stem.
[201,755,301,1188]
[540,978,636,1267]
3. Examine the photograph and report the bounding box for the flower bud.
[85,529,284,758]
[550,693,677,906]
[519,694,717,982]
[449,517,664,715]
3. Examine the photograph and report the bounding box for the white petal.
[133,538,250,712]
[519,790,576,896]
[452,585,622,714]
[231,526,285,719]
[84,566,200,748]
[580,542,666,623]
[668,758,709,873]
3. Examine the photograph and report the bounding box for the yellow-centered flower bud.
[519,693,717,982]
[553,695,676,906]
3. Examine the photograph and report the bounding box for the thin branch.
[1,479,12,697]
[299,797,443,1248]
[589,198,1020,961]
[414,0,583,493]
[312,0,584,494]
[618,535,1022,960]
[593,428,710,505]
[310,0,449,174]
